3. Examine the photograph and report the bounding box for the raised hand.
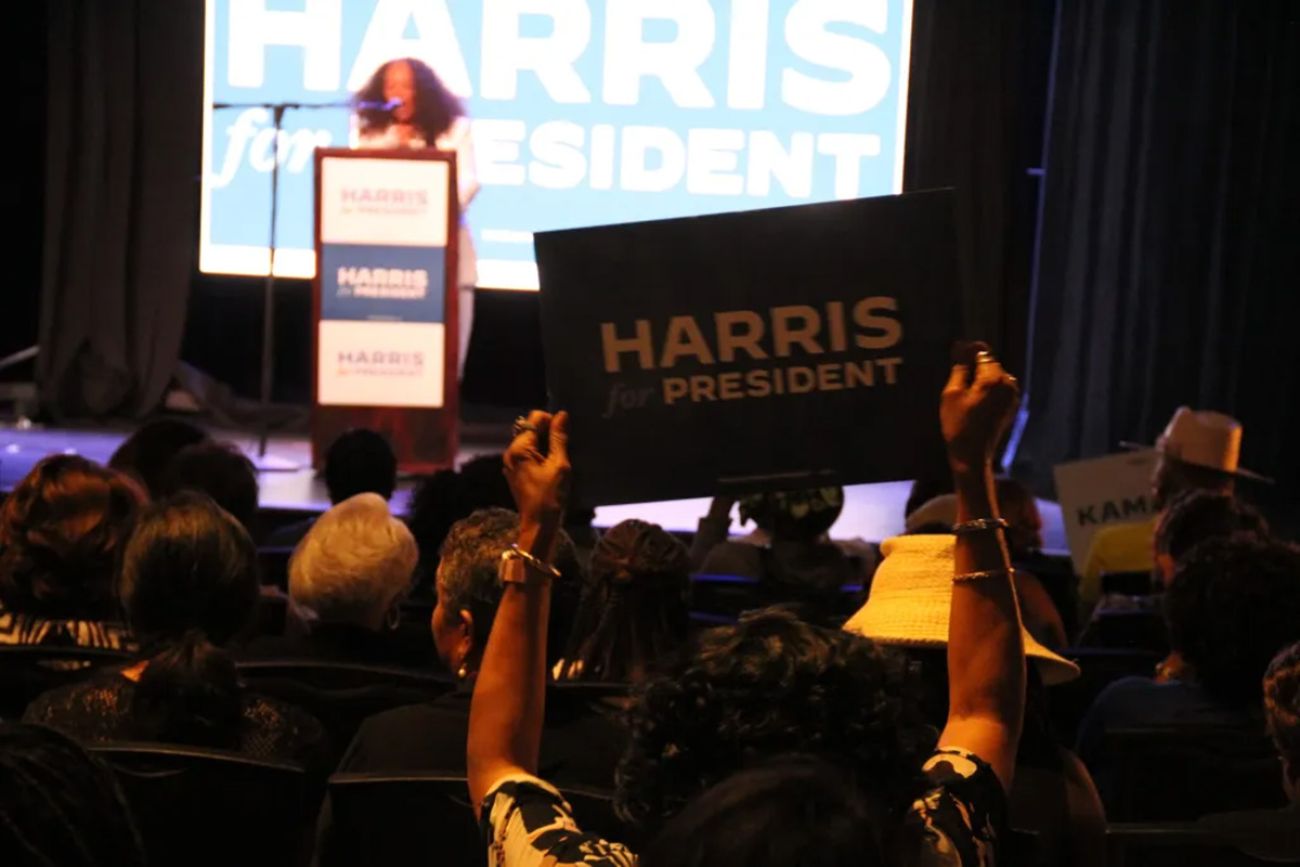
[503,410,571,531]
[941,348,1020,475]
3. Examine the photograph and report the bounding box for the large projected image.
[202,0,914,289]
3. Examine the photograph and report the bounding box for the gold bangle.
[953,568,1012,583]
[952,518,1010,535]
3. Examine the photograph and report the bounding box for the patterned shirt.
[480,748,1006,867]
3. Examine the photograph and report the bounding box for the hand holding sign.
[941,343,1020,475]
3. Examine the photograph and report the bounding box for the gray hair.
[289,493,417,625]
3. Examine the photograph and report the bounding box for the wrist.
[517,517,561,561]
[950,457,994,487]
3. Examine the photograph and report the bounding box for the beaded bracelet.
[952,517,1010,535]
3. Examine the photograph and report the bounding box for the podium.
[311,148,460,473]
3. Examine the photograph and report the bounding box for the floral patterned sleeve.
[901,748,1008,867]
[480,773,637,867]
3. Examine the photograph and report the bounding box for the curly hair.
[615,607,932,835]
[1165,537,1300,707]
[0,455,144,620]
[1154,489,1268,560]
[353,57,461,143]
[1263,641,1300,783]
[559,519,691,682]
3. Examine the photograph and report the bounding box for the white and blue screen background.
[202,0,914,289]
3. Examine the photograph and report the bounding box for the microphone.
[356,97,403,112]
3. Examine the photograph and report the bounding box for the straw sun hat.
[844,534,1080,685]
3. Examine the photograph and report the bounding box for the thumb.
[548,410,570,464]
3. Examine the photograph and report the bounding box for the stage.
[0,422,1069,550]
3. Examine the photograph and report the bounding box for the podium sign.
[312,149,459,472]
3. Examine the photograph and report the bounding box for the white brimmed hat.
[1121,407,1271,483]
[844,534,1080,685]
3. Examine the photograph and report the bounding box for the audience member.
[160,441,259,533]
[315,508,615,865]
[327,508,609,780]
[1080,407,1266,613]
[844,535,1103,867]
[0,722,145,867]
[108,419,209,499]
[639,754,887,867]
[556,518,690,683]
[1076,537,1300,803]
[24,493,327,768]
[692,487,876,620]
[405,453,514,596]
[1081,489,1270,659]
[468,350,1028,866]
[1152,489,1269,588]
[1193,642,1300,862]
[1263,641,1300,803]
[246,493,422,667]
[264,429,397,547]
[0,455,143,650]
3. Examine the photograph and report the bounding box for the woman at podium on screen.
[352,57,479,375]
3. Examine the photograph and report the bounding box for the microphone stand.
[210,99,357,468]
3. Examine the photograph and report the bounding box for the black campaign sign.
[535,189,962,506]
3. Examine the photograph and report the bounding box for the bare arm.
[937,351,1027,792]
[467,411,570,814]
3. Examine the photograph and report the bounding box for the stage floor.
[0,423,1068,549]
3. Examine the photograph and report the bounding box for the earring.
[456,664,469,680]
[385,606,401,631]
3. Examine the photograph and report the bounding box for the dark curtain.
[1019,1,1300,516]
[38,0,202,419]
[903,0,1039,374]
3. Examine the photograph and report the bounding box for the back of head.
[0,722,145,867]
[437,508,581,666]
[456,454,514,513]
[0,455,143,621]
[1154,454,1235,510]
[406,454,513,588]
[160,441,259,531]
[324,428,397,504]
[289,492,416,628]
[1165,537,1300,707]
[618,606,930,834]
[121,493,258,746]
[640,755,888,867]
[560,519,690,682]
[108,419,209,498]
[739,487,844,542]
[1155,489,1269,562]
[1263,641,1300,792]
